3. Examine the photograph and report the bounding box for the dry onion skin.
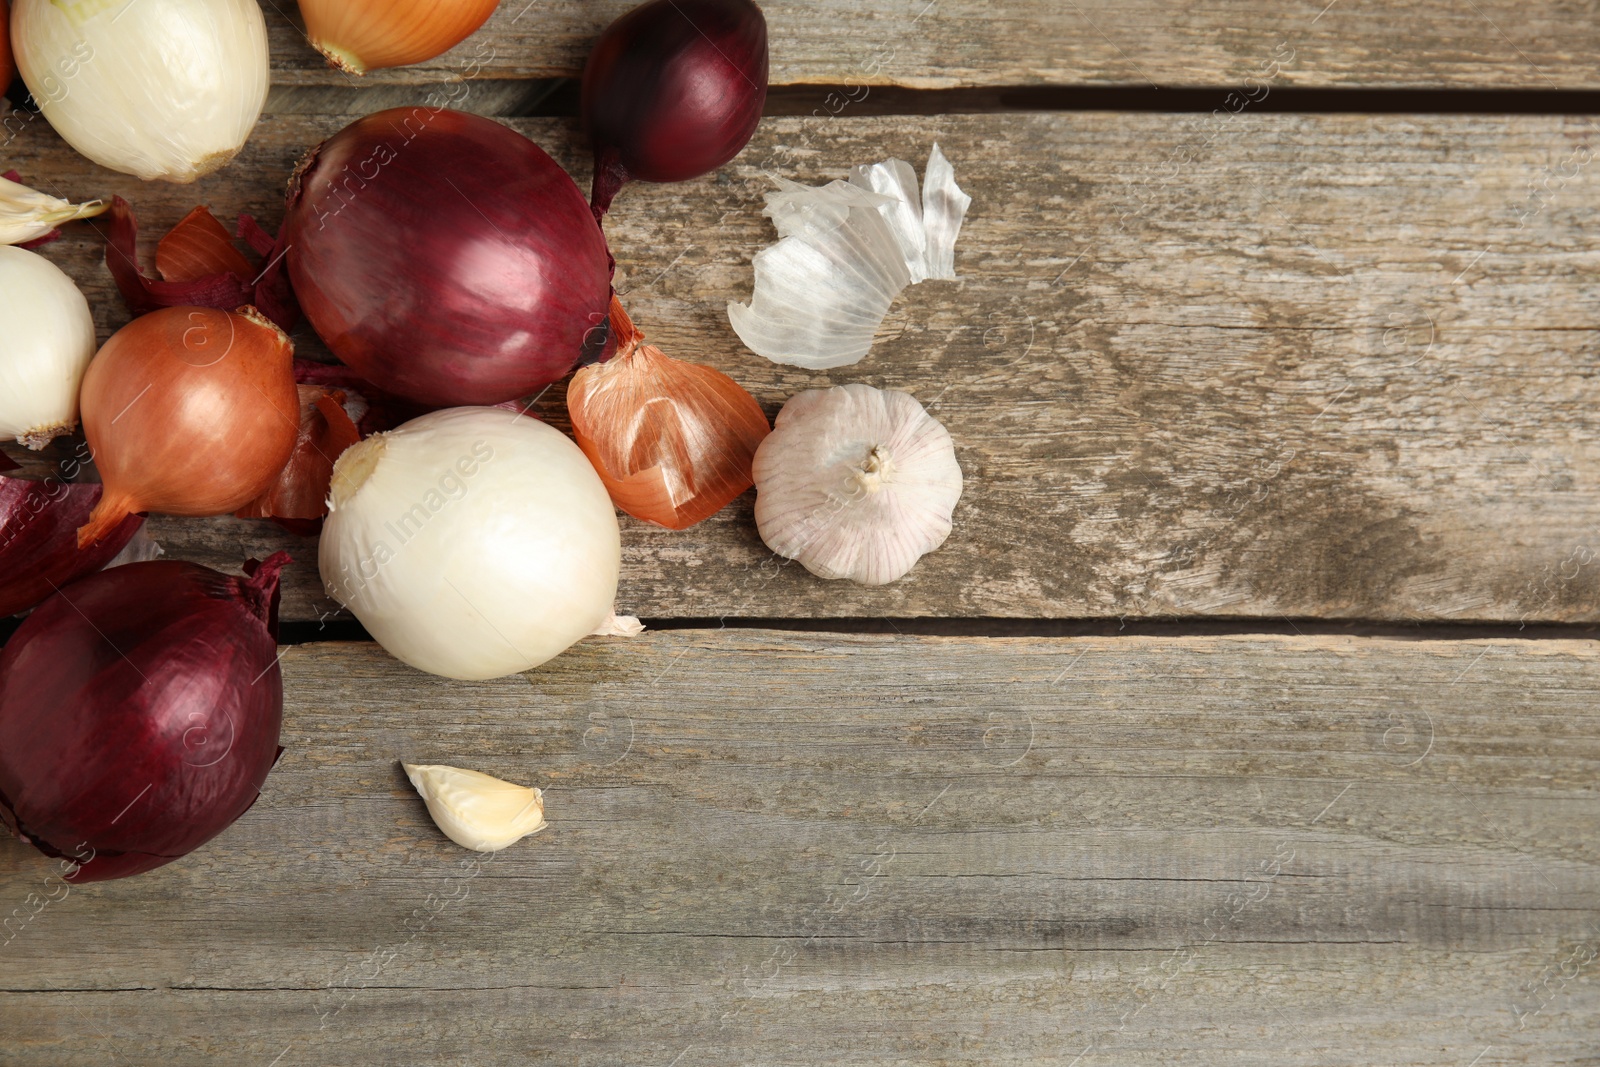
[318,407,623,681]
[569,296,770,530]
[0,246,96,449]
[753,384,963,585]
[12,0,269,183]
[729,144,972,369]
[301,0,502,75]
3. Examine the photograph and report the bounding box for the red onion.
[0,554,289,882]
[582,0,769,218]
[284,108,612,407]
[0,474,141,618]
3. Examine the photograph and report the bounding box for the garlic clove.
[729,147,970,369]
[753,384,963,585]
[403,763,547,853]
[921,144,973,282]
[0,174,107,246]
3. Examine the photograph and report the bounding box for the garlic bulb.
[319,407,622,681]
[301,0,502,75]
[0,246,96,449]
[728,144,972,369]
[403,763,546,853]
[753,384,962,585]
[0,175,105,246]
[13,0,269,183]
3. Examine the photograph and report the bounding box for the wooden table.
[4,3,1599,1064]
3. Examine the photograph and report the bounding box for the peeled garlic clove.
[12,0,269,183]
[403,763,547,853]
[301,0,502,75]
[0,246,96,450]
[729,144,971,369]
[753,384,963,585]
[0,174,105,246]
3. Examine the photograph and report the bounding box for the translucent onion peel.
[728,144,973,369]
[0,554,289,882]
[157,205,257,283]
[235,385,362,534]
[77,305,300,548]
[569,296,770,530]
[301,0,502,75]
[0,476,142,617]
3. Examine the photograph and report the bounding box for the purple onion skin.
[583,0,769,216]
[0,476,142,618]
[285,108,612,408]
[0,555,289,882]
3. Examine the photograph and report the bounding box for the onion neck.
[590,148,631,223]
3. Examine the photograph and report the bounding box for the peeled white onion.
[319,408,622,681]
[12,0,269,183]
[0,246,97,449]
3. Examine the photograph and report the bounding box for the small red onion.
[284,107,612,407]
[0,474,141,618]
[582,0,769,218]
[0,554,289,882]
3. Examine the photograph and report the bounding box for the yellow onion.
[300,0,503,75]
[569,295,769,530]
[77,306,299,547]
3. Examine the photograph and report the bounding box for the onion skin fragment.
[0,554,289,882]
[156,205,257,283]
[284,108,612,407]
[582,0,769,217]
[569,296,769,530]
[76,305,300,548]
[0,476,141,617]
[235,385,362,533]
[301,0,502,75]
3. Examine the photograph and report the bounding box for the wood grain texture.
[4,112,1599,624]
[2,631,1597,1065]
[255,0,1600,90]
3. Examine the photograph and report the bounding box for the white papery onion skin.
[319,408,622,681]
[0,246,96,449]
[13,0,269,183]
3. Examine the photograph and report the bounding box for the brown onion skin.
[285,108,612,406]
[0,555,288,882]
[77,306,299,547]
[583,0,768,216]
[0,476,141,617]
[301,0,502,75]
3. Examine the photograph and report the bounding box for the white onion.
[0,246,97,449]
[319,408,623,682]
[13,0,269,183]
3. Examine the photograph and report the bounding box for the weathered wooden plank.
[5,112,1599,624]
[2,632,1597,1064]
[254,0,1600,90]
